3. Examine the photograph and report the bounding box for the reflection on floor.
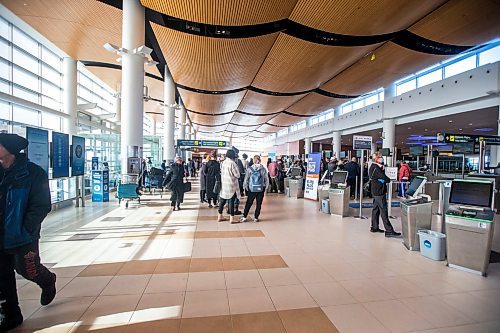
[11,178,500,332]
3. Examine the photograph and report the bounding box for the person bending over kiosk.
[369,155,401,237]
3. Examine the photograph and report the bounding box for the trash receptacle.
[321,199,330,214]
[418,230,446,261]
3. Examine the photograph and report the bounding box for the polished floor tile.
[278,307,340,333]
[322,304,390,333]
[228,287,275,314]
[267,284,317,311]
[231,311,286,333]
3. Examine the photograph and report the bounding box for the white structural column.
[113,94,121,124]
[163,66,176,163]
[62,57,77,136]
[332,131,341,159]
[305,137,312,156]
[179,105,186,139]
[383,118,396,166]
[120,0,145,172]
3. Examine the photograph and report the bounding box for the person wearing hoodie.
[0,133,56,332]
[240,155,269,222]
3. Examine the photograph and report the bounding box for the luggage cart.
[145,167,165,197]
[117,175,141,208]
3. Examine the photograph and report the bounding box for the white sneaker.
[239,217,248,223]
[253,218,259,222]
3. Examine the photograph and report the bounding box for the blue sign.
[71,136,85,176]
[52,132,69,178]
[304,152,322,200]
[26,127,49,173]
[268,152,276,161]
[424,240,432,248]
[177,140,227,147]
[92,157,99,170]
[92,170,109,202]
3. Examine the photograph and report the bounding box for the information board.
[384,167,398,181]
[92,157,99,170]
[438,133,500,146]
[92,170,109,202]
[353,135,372,150]
[177,140,227,147]
[26,127,49,173]
[71,135,86,176]
[304,152,321,200]
[51,131,69,178]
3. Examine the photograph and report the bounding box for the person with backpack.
[240,155,269,222]
[398,160,412,197]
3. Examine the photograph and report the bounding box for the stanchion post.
[356,149,367,219]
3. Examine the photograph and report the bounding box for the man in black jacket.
[368,154,401,237]
[0,133,56,332]
[345,157,361,198]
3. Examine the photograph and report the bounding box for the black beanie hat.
[226,149,236,160]
[0,133,29,155]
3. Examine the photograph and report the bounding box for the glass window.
[0,118,9,133]
[42,64,60,85]
[0,100,10,120]
[342,104,352,114]
[325,112,333,120]
[41,95,61,111]
[353,100,364,111]
[444,56,476,78]
[318,115,325,122]
[378,91,384,101]
[13,28,38,56]
[365,94,378,106]
[42,81,60,101]
[13,66,39,91]
[0,59,10,81]
[0,79,9,94]
[0,38,10,61]
[417,69,442,87]
[41,47,60,71]
[311,118,318,125]
[13,48,39,75]
[12,104,39,126]
[41,112,61,131]
[13,86,38,103]
[0,17,9,41]
[479,45,500,66]
[396,79,416,95]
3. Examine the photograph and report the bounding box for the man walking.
[0,133,56,332]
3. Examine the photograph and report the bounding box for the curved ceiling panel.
[289,0,447,35]
[229,113,277,126]
[152,23,278,90]
[285,94,342,117]
[252,34,380,92]
[321,44,447,96]
[225,123,261,133]
[194,124,227,133]
[238,91,306,114]
[179,88,246,114]
[264,113,304,128]
[408,0,500,45]
[141,0,298,25]
[190,112,234,126]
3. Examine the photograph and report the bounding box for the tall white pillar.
[384,83,397,99]
[383,118,396,166]
[179,105,186,139]
[163,67,176,163]
[62,57,77,136]
[120,0,145,173]
[304,137,311,156]
[332,131,341,159]
[113,94,121,124]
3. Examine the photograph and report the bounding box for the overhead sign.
[26,127,49,173]
[52,131,69,178]
[437,133,500,146]
[177,140,227,147]
[304,152,321,201]
[353,135,372,150]
[71,135,86,176]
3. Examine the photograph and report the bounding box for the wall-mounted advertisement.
[71,135,86,176]
[304,152,321,200]
[26,127,49,173]
[52,131,69,178]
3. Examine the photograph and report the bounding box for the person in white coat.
[218,149,240,223]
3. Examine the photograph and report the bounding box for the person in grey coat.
[199,157,208,203]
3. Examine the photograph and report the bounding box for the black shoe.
[385,231,402,238]
[41,273,57,306]
[0,308,23,332]
[234,210,242,216]
[370,228,385,233]
[177,206,181,211]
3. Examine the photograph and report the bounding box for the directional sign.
[353,135,372,150]
[438,133,500,146]
[177,140,227,147]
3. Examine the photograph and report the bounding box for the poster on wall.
[71,135,86,176]
[304,152,321,200]
[52,131,69,178]
[26,127,49,173]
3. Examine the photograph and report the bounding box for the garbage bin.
[418,230,446,261]
[321,199,330,214]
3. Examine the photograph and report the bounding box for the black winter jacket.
[369,163,391,197]
[0,154,51,250]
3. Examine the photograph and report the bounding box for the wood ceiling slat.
[194,124,227,133]
[238,91,305,114]
[285,94,342,117]
[190,112,234,126]
[225,123,260,133]
[408,0,500,45]
[179,89,246,114]
[321,44,447,96]
[289,0,446,35]
[252,34,379,92]
[230,113,277,126]
[141,0,298,25]
[265,114,301,127]
[152,23,278,90]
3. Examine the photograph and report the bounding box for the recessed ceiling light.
[424,129,428,132]
[408,127,412,130]
[469,123,473,126]
[448,120,453,123]
[459,128,463,131]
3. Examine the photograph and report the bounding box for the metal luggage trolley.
[145,167,165,198]
[117,174,141,208]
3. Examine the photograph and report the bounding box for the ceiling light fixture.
[370,53,376,61]
[449,120,453,123]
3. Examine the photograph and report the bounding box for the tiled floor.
[10,178,500,333]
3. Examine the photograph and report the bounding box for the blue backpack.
[248,167,263,192]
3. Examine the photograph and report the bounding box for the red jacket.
[399,163,412,181]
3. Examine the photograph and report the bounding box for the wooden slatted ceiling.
[238,92,305,114]
[289,0,447,35]
[141,0,298,25]
[179,88,246,114]
[152,23,278,90]
[408,0,500,45]
[189,112,234,126]
[321,44,447,96]
[229,113,277,126]
[284,94,341,117]
[225,123,261,133]
[252,34,380,92]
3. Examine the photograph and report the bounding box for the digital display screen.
[332,171,348,184]
[449,180,493,208]
[409,146,424,156]
[52,132,69,178]
[452,142,474,154]
[353,139,371,150]
[406,176,425,197]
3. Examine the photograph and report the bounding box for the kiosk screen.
[289,167,302,177]
[406,176,426,197]
[449,180,493,208]
[332,171,348,184]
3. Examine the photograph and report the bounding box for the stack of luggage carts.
[117,174,141,208]
[145,167,165,197]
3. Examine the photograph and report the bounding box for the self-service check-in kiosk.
[445,179,495,276]
[400,176,433,251]
[329,171,350,217]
